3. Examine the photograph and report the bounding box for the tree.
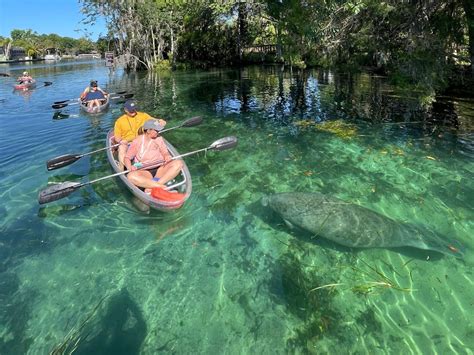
[462,0,474,74]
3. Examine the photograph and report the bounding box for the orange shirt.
[113,112,152,142]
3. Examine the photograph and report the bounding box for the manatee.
[262,192,462,257]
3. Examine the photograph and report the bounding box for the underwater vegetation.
[294,119,358,139]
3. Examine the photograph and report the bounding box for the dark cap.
[124,100,138,112]
[90,80,98,87]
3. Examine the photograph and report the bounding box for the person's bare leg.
[154,160,183,184]
[118,144,128,170]
[127,171,165,189]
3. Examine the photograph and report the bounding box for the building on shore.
[0,45,38,62]
[44,48,61,61]
[77,51,101,59]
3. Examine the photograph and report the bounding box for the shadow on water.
[0,272,35,354]
[73,289,147,355]
[0,206,55,273]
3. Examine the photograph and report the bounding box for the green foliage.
[178,5,238,66]
[153,59,172,71]
[5,28,97,56]
[79,0,473,91]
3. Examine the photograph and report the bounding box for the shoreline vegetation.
[3,1,473,100]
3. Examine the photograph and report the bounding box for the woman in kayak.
[124,119,183,191]
[80,80,108,110]
[17,71,33,84]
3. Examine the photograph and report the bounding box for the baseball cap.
[124,100,138,112]
[143,119,164,132]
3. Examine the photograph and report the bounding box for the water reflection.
[177,66,472,155]
[12,88,35,101]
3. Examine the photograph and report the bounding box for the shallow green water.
[0,62,473,354]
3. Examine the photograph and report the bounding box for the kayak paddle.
[46,116,203,170]
[53,91,128,104]
[39,136,238,204]
[51,93,134,109]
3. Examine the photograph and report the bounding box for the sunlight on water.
[0,61,473,353]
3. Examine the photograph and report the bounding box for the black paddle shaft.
[53,91,128,104]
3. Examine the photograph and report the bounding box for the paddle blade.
[54,99,73,104]
[38,182,81,204]
[44,82,53,86]
[122,93,134,99]
[209,136,238,151]
[182,116,203,127]
[52,103,67,109]
[47,154,81,171]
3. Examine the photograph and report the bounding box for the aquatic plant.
[315,120,358,139]
[294,119,315,129]
[50,296,107,355]
[309,259,413,296]
[350,259,412,295]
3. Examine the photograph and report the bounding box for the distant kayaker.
[17,71,33,84]
[124,119,182,192]
[113,100,167,170]
[80,80,108,110]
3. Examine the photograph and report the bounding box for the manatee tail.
[409,224,465,258]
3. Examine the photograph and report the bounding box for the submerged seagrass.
[262,192,461,257]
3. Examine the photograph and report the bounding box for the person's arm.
[124,156,134,171]
[153,117,167,127]
[146,112,167,127]
[80,87,89,100]
[158,138,172,162]
[99,87,108,96]
[114,118,125,144]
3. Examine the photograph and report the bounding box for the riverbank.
[0,58,45,64]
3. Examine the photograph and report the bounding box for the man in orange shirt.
[114,100,166,170]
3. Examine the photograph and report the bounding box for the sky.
[0,0,107,40]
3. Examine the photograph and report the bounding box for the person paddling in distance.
[80,80,108,110]
[17,71,33,84]
[114,100,167,170]
[124,119,183,192]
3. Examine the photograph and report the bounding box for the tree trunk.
[237,1,246,63]
[276,25,282,59]
[462,0,474,75]
[151,25,157,64]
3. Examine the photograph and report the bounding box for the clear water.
[0,61,473,354]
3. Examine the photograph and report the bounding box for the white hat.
[143,119,164,132]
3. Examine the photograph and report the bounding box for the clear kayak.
[80,95,110,114]
[105,130,192,211]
